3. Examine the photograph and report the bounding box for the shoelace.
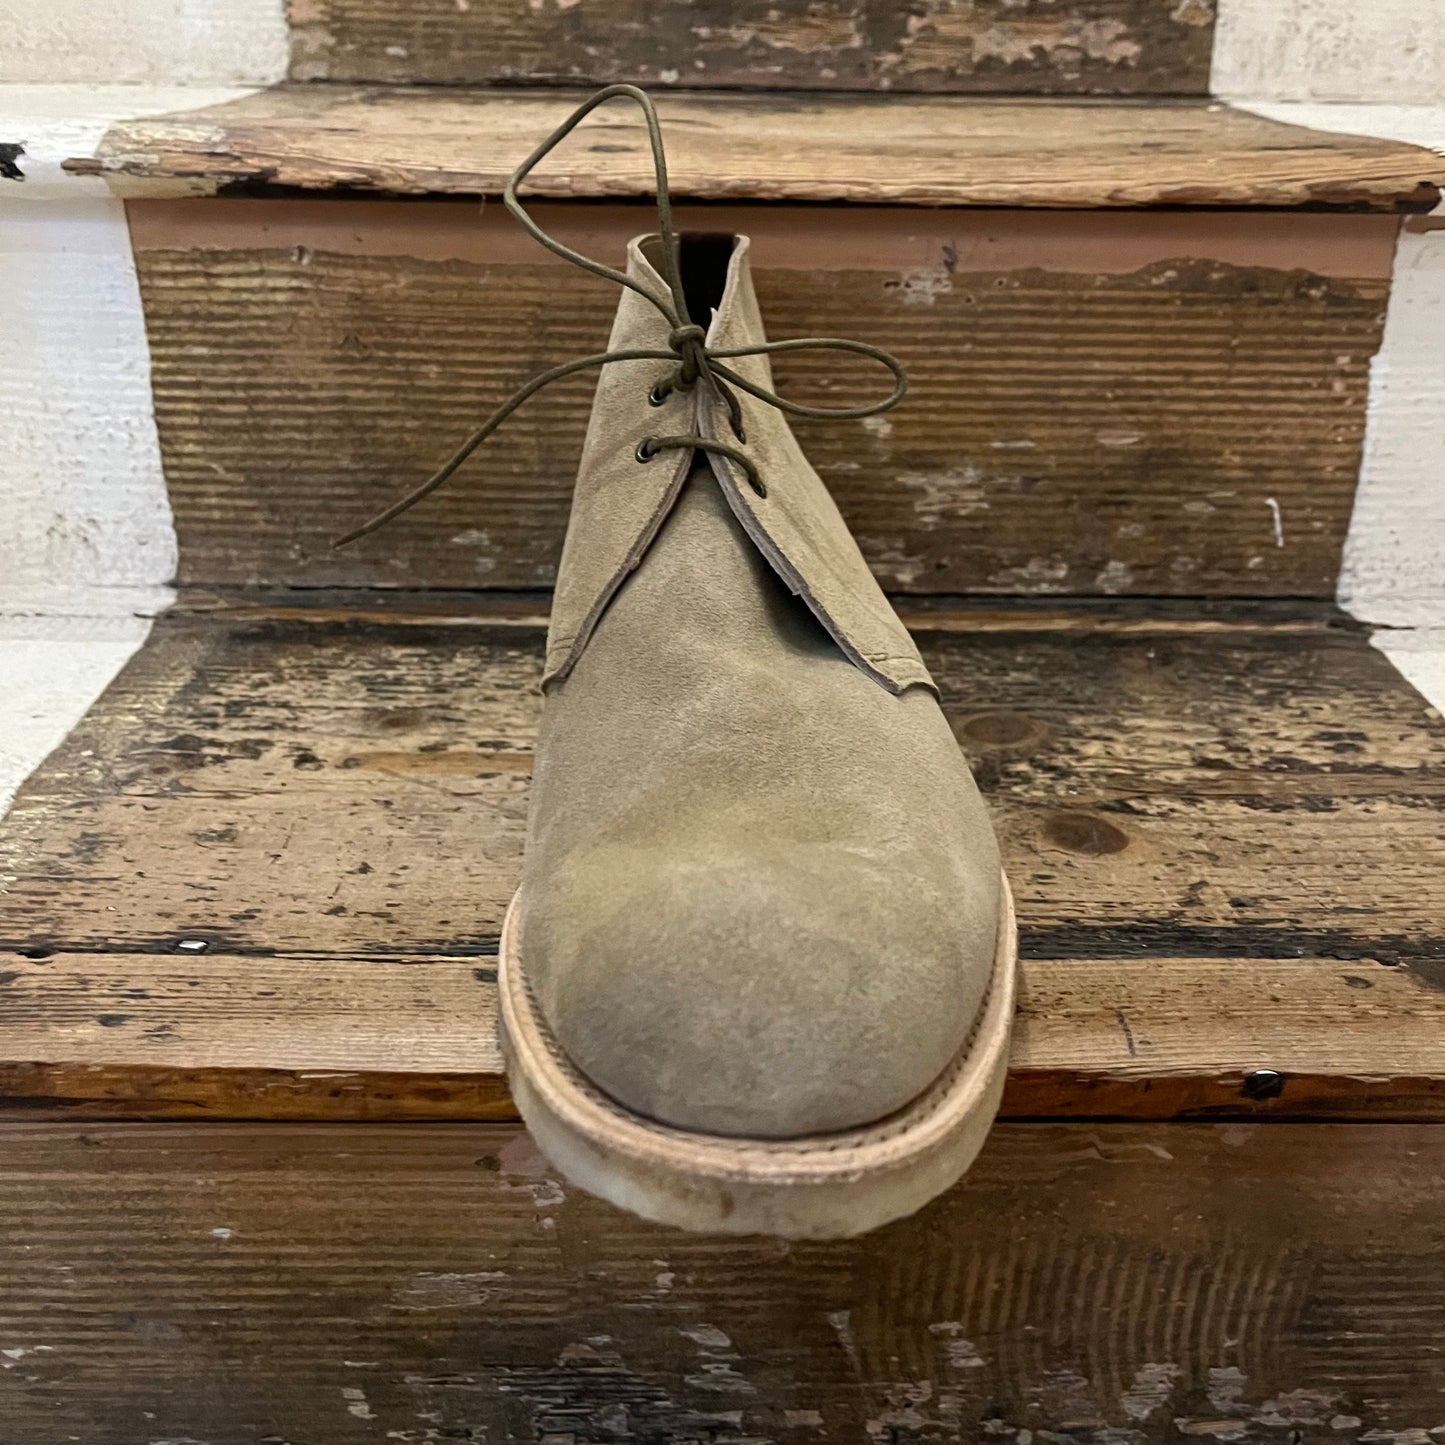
[334,83,907,547]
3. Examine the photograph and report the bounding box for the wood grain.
[75,85,1445,210]
[127,199,1395,595]
[2,952,1442,1121]
[1,1122,1443,1441]
[1,601,1440,965]
[287,0,1217,95]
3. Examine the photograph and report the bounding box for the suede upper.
[544,237,932,697]
[518,234,1002,1140]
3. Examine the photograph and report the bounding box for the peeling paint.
[680,1323,732,1350]
[1173,0,1215,26]
[825,1309,861,1376]
[929,1322,985,1371]
[1265,497,1286,548]
[393,1271,509,1312]
[1206,1365,1247,1414]
[341,1385,375,1420]
[900,467,996,529]
[986,557,1072,591]
[1122,1362,1182,1420]
[972,17,1143,68]
[1257,1389,1344,1426]
[494,1132,566,1205]
[1097,428,1145,448]
[1096,560,1136,594]
[888,264,954,305]
[866,1381,934,1441]
[1175,1421,1249,1439]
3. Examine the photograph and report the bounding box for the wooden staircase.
[4,2,1445,1438]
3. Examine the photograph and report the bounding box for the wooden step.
[72,86,1445,210]
[2,594,1441,1123]
[128,199,1397,597]
[2,1120,1442,1439]
[288,0,1217,96]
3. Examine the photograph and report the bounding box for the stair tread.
[2,593,1442,1123]
[70,85,1445,210]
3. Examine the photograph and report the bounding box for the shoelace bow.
[334,83,907,547]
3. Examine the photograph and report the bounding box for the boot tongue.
[697,240,932,696]
[544,236,933,698]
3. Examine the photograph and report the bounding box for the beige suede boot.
[344,87,1015,1238]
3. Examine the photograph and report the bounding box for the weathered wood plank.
[75,86,1445,210]
[177,589,1349,631]
[1,603,1440,965]
[2,952,1442,1121]
[129,200,1396,595]
[287,0,1217,96]
[1,1122,1443,1440]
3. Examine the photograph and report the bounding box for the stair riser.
[287,0,1216,94]
[128,199,1394,597]
[3,1124,1443,1441]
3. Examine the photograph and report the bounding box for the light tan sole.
[498,872,1017,1239]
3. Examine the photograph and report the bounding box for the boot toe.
[523,845,998,1140]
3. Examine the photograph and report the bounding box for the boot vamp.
[520,462,1002,1139]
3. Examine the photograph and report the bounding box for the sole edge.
[499,872,1017,1239]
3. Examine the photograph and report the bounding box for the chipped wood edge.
[65,91,1445,211]
[2,952,1442,1123]
[167,590,1352,634]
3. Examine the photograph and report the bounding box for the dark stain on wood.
[1041,809,1132,856]
[128,202,1394,596]
[1411,957,1445,992]
[0,1122,1442,1440]
[286,0,1217,95]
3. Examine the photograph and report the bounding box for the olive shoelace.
[334,83,907,548]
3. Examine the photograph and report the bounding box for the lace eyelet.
[635,438,657,464]
[648,383,669,407]
[731,420,747,444]
[749,477,768,499]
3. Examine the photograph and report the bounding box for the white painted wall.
[1234,106,1445,633]
[1340,221,1445,629]
[0,0,288,87]
[1,86,252,812]
[2,86,253,618]
[1373,629,1445,721]
[1213,0,1445,104]
[0,617,153,816]
[1221,94,1445,709]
